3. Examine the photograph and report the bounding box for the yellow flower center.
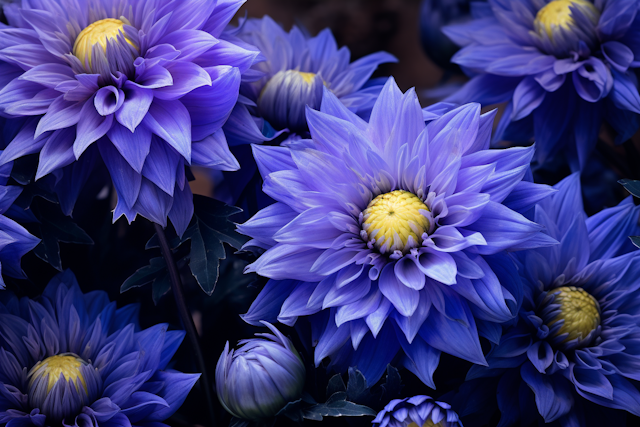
[28,353,87,394]
[73,18,136,66]
[362,190,430,254]
[534,0,599,38]
[408,420,444,427]
[297,71,317,84]
[544,286,600,343]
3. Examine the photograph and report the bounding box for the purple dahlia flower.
[239,77,557,386]
[466,173,640,425]
[373,395,462,427]
[0,269,198,426]
[443,0,640,170]
[0,0,260,235]
[215,322,305,421]
[223,15,396,142]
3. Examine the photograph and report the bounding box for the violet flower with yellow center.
[0,270,198,426]
[465,173,640,425]
[443,0,640,170]
[239,77,557,386]
[0,0,261,234]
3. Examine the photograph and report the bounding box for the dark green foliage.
[30,200,94,271]
[620,179,640,198]
[301,393,376,421]
[276,391,375,423]
[126,195,248,300]
[9,158,92,271]
[619,179,640,248]
[273,365,403,425]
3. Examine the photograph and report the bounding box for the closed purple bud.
[215,322,306,420]
[258,70,324,132]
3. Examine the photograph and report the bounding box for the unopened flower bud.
[215,322,305,420]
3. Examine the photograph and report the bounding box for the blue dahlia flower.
[0,0,259,235]
[466,173,640,425]
[443,0,640,170]
[0,160,39,289]
[373,395,462,427]
[0,269,198,426]
[223,15,396,143]
[215,322,305,421]
[239,77,557,386]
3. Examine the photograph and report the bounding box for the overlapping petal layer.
[373,395,463,427]
[240,77,557,386]
[223,15,397,142]
[0,270,197,427]
[444,0,640,170]
[0,0,259,234]
[466,173,640,425]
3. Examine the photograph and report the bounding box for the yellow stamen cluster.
[408,420,444,427]
[73,18,136,66]
[534,0,599,38]
[297,71,317,84]
[28,353,87,393]
[545,286,600,343]
[362,190,430,254]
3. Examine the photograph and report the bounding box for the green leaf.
[302,392,376,420]
[10,156,36,186]
[145,230,182,250]
[188,219,226,295]
[276,399,304,423]
[630,236,640,249]
[378,365,402,401]
[181,196,248,295]
[141,196,248,298]
[152,272,172,305]
[32,233,63,271]
[619,179,640,198]
[31,200,93,271]
[121,257,167,293]
[346,367,370,403]
[193,195,248,249]
[326,374,347,398]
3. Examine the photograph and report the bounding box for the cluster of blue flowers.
[0,0,639,426]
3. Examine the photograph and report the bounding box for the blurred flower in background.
[466,173,640,425]
[420,0,479,72]
[240,77,557,387]
[225,15,396,139]
[0,270,198,426]
[215,321,305,421]
[0,0,260,235]
[443,0,640,171]
[218,15,396,213]
[373,395,463,427]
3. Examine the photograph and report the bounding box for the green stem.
[154,223,216,427]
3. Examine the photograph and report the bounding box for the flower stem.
[154,223,216,427]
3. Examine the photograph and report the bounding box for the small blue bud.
[257,69,324,132]
[215,322,306,420]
